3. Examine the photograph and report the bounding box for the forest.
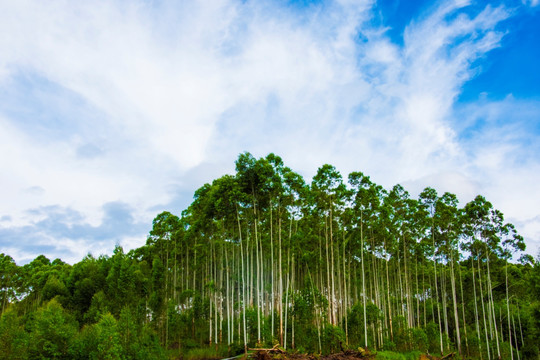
[1,152,540,360]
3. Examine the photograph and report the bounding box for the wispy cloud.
[0,0,539,263]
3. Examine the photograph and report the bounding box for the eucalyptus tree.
[498,221,525,360]
[206,174,245,347]
[383,184,413,334]
[265,154,307,346]
[146,211,181,345]
[377,187,399,342]
[406,195,429,330]
[349,172,381,347]
[419,187,444,355]
[311,164,347,326]
[434,192,462,355]
[213,174,251,351]
[264,154,284,341]
[181,183,219,344]
[236,152,280,344]
[0,254,18,314]
[462,195,503,360]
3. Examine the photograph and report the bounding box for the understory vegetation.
[2,152,540,359]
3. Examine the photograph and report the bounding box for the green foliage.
[382,339,396,352]
[408,328,428,353]
[28,299,78,359]
[522,342,539,360]
[347,302,382,347]
[149,257,165,316]
[69,323,99,360]
[321,324,345,355]
[376,350,423,360]
[0,254,18,313]
[392,316,410,352]
[522,301,540,359]
[94,313,123,360]
[462,329,481,358]
[0,308,28,359]
[84,290,108,323]
[425,321,442,354]
[42,275,69,305]
[128,323,166,360]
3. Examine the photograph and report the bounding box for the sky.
[0,0,539,264]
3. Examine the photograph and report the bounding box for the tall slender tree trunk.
[442,269,449,352]
[270,203,275,340]
[236,206,248,353]
[423,263,427,328]
[325,215,331,325]
[478,258,491,360]
[517,306,524,348]
[279,215,284,346]
[361,212,368,347]
[432,231,443,356]
[284,247,291,350]
[416,255,420,328]
[458,261,469,357]
[306,263,322,353]
[505,261,513,360]
[342,231,349,344]
[225,246,231,345]
[450,252,461,356]
[330,206,337,326]
[485,250,500,359]
[385,238,393,341]
[512,313,520,360]
[292,253,296,349]
[403,234,412,330]
[472,259,483,360]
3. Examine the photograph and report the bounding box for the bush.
[322,324,345,354]
[425,321,441,354]
[409,328,428,352]
[522,343,539,360]
[382,339,396,351]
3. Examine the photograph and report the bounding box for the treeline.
[1,152,540,359]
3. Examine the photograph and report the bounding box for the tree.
[0,254,18,314]
[28,299,78,359]
[95,313,123,360]
[0,308,28,359]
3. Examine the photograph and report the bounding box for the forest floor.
[246,348,455,360]
[215,346,455,360]
[251,348,376,360]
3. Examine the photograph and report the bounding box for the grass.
[375,350,423,360]
[182,347,223,360]
[180,344,247,360]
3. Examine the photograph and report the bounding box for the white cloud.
[523,0,539,7]
[0,0,538,263]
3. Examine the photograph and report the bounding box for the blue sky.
[0,0,539,264]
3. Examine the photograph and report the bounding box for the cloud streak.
[0,0,539,263]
